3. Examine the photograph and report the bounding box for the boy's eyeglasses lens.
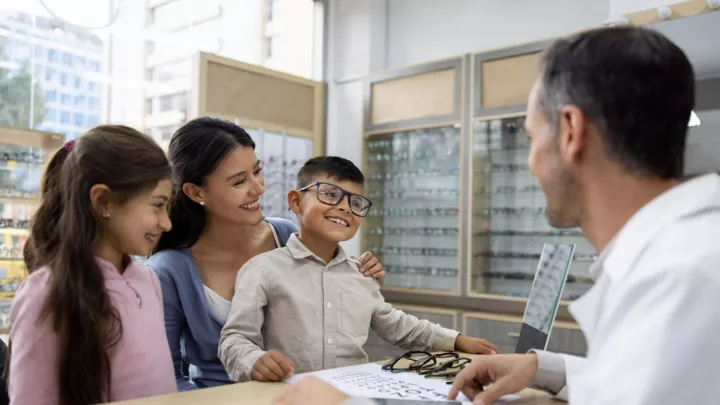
[315,183,372,217]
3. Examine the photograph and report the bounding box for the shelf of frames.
[191,52,326,223]
[0,127,65,325]
[361,55,469,297]
[361,39,592,331]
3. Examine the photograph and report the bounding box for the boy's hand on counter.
[252,350,296,382]
[454,335,499,355]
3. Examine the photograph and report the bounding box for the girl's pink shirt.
[8,257,177,404]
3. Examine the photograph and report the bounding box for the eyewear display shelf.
[360,45,591,359]
[469,115,596,301]
[0,127,64,333]
[248,128,314,225]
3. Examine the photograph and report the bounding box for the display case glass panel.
[469,116,596,300]
[249,128,314,225]
[0,135,57,301]
[363,125,462,294]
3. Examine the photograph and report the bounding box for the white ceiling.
[650,12,720,78]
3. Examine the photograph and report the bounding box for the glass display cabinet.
[0,127,64,326]
[363,125,462,294]
[248,128,314,225]
[468,115,596,300]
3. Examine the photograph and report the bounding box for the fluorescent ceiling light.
[689,110,701,127]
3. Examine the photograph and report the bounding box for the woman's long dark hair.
[153,117,255,252]
[16,126,171,405]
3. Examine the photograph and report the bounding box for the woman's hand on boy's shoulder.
[353,252,385,280]
[454,335,499,355]
[251,350,296,382]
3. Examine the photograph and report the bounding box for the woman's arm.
[152,267,197,391]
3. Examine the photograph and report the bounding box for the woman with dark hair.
[147,117,385,391]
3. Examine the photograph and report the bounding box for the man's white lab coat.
[534,173,720,404]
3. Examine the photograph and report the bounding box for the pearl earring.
[102,212,110,218]
[199,201,205,206]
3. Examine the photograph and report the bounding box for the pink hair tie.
[64,140,74,151]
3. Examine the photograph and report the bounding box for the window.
[146,8,155,25]
[47,90,57,102]
[45,108,57,122]
[45,68,55,81]
[48,49,58,62]
[89,97,101,111]
[146,98,153,114]
[59,111,70,124]
[151,60,190,83]
[88,60,100,73]
[265,36,273,59]
[158,92,187,112]
[146,68,154,81]
[73,113,84,127]
[267,0,274,21]
[33,64,43,76]
[60,73,69,86]
[61,53,72,66]
[87,115,100,126]
[146,41,155,56]
[74,95,85,107]
[60,94,72,105]
[74,76,82,89]
[157,126,175,141]
[88,81,99,92]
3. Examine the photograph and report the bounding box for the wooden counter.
[111,355,563,405]
[112,381,560,405]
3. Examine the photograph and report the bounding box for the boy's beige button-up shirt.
[218,234,459,382]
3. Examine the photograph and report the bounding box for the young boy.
[218,157,499,382]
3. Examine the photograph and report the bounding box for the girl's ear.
[287,190,301,215]
[182,182,205,205]
[89,184,112,218]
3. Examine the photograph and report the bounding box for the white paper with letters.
[286,363,521,404]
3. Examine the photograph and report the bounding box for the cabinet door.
[464,315,521,355]
[364,308,456,362]
[546,326,587,357]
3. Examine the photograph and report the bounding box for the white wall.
[385,0,609,68]
[325,0,610,256]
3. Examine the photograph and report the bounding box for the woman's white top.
[203,222,282,322]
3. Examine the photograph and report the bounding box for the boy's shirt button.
[327,302,332,308]
[328,339,333,344]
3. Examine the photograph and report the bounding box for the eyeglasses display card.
[248,129,314,225]
[471,117,596,300]
[363,126,462,293]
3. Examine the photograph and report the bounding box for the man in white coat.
[272,25,720,405]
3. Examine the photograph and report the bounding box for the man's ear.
[557,105,589,166]
[182,182,205,205]
[288,190,302,215]
[89,184,112,218]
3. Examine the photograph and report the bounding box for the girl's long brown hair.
[17,125,171,405]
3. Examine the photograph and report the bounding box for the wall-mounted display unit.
[0,127,64,331]
[362,56,468,296]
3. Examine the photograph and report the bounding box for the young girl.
[8,126,177,404]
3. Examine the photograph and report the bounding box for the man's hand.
[272,376,349,405]
[448,354,538,405]
[251,350,296,382]
[454,335,499,355]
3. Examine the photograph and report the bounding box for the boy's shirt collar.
[286,233,351,267]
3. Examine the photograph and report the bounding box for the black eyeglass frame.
[298,181,373,217]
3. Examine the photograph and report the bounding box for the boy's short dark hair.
[297,156,365,188]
